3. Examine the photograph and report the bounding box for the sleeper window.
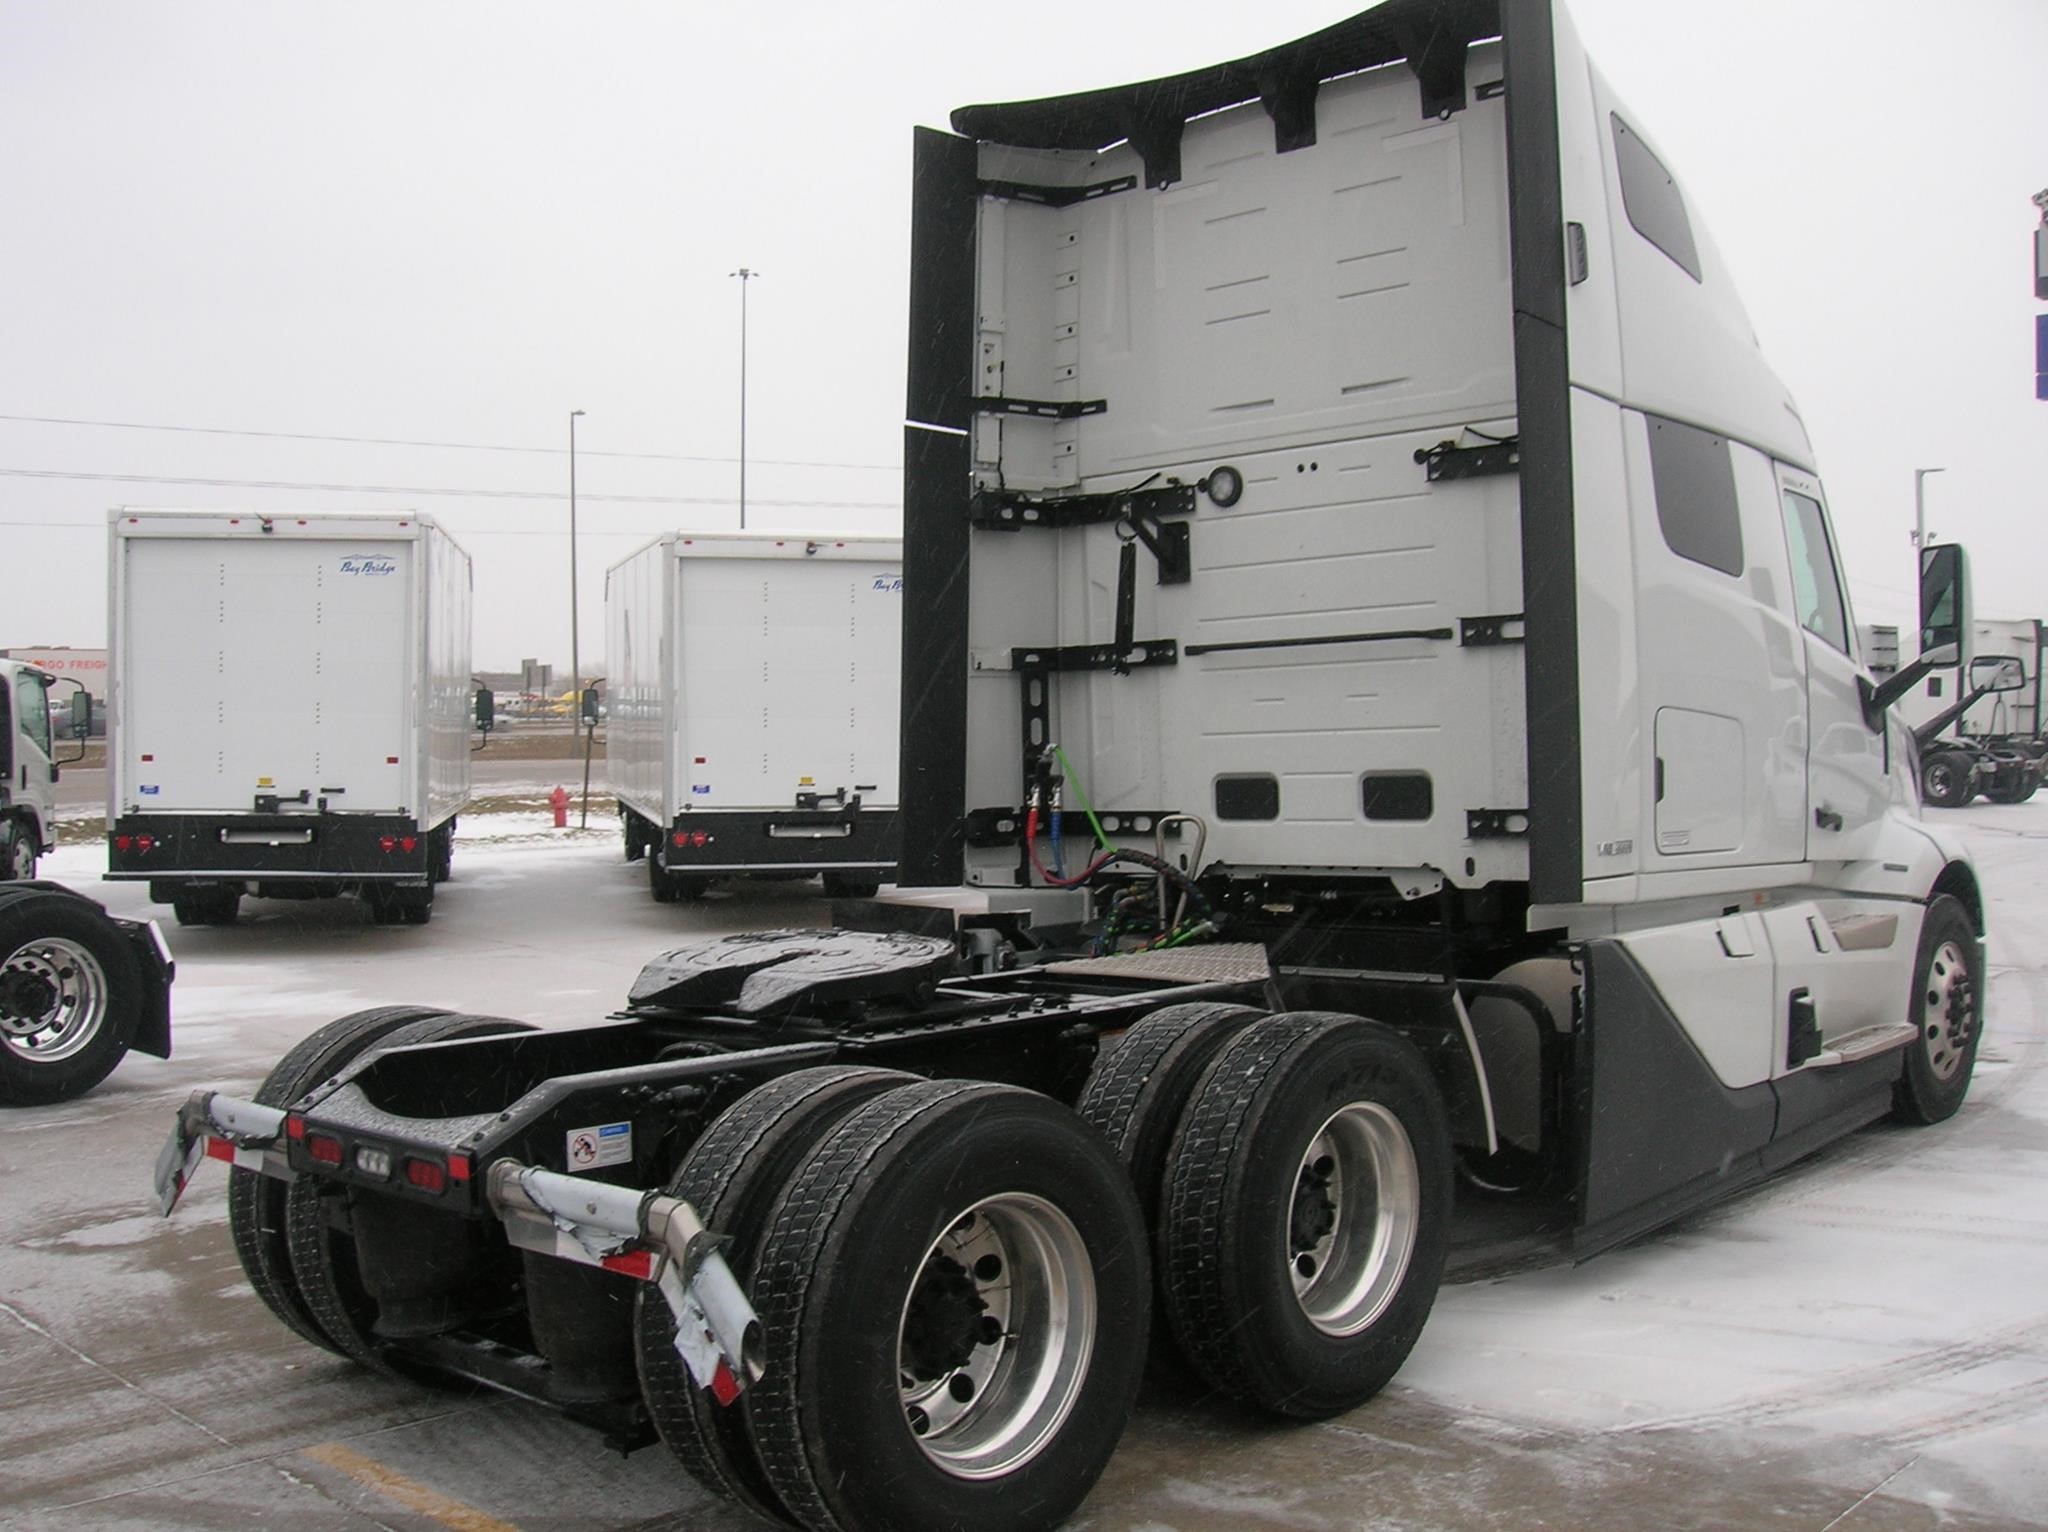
[1647,414,1742,576]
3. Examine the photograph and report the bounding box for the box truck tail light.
[115,834,156,853]
[379,837,396,853]
[403,1157,446,1193]
[306,1133,344,1168]
[400,836,418,853]
[672,830,715,849]
[115,835,131,851]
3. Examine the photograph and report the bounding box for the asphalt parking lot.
[2,807,2043,1531]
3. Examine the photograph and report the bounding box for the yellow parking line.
[301,1442,525,1532]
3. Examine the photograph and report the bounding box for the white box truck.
[606,532,902,901]
[107,511,480,925]
[158,6,1997,1530]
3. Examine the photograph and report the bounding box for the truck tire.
[1158,1012,1453,1419]
[0,820,37,882]
[432,825,456,883]
[228,1005,453,1355]
[748,1080,1149,1532]
[649,851,708,903]
[0,890,142,1105]
[821,872,881,900]
[172,888,240,927]
[1983,771,2040,805]
[635,1064,919,1524]
[1891,896,1984,1126]
[1920,751,1974,808]
[283,1013,533,1373]
[622,812,646,863]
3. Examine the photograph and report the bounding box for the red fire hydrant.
[549,786,570,829]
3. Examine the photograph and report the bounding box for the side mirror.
[1969,655,2025,694]
[475,687,494,733]
[581,686,601,727]
[1917,542,1969,665]
[68,691,94,741]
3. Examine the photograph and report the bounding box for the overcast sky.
[4,1,2042,669]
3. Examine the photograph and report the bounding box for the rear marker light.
[447,1154,472,1183]
[285,1114,306,1140]
[307,1134,343,1167]
[403,1157,446,1193]
[355,1146,393,1179]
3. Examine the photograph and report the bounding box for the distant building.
[0,646,108,703]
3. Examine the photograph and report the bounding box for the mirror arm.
[1861,655,1945,731]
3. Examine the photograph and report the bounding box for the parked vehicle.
[1895,616,2048,806]
[607,532,902,901]
[157,5,1991,1530]
[2,657,175,1103]
[106,511,485,925]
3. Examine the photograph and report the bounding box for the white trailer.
[606,531,903,901]
[107,511,479,925]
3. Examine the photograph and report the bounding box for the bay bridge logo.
[340,557,398,577]
[871,576,904,593]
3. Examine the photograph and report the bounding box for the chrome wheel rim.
[5,836,32,880]
[0,937,108,1063]
[896,1194,1095,1480]
[1920,939,1976,1082]
[1288,1102,1420,1337]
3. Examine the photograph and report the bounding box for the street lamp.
[731,267,758,529]
[569,409,589,826]
[1912,466,1945,549]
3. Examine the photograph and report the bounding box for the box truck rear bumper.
[652,807,898,875]
[107,813,436,886]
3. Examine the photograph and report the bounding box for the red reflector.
[204,1137,236,1163]
[140,754,155,762]
[379,837,396,853]
[403,1158,446,1193]
[386,756,399,764]
[710,1360,742,1407]
[690,831,710,848]
[672,831,689,848]
[400,836,418,853]
[307,1134,343,1167]
[115,835,132,851]
[600,1248,657,1281]
[285,1114,306,1140]
[447,1153,472,1183]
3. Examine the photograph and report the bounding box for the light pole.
[731,267,757,529]
[1912,466,1945,550]
[569,409,589,826]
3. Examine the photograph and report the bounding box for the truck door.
[1776,469,1887,858]
[10,669,56,825]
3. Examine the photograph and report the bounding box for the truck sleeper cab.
[159,5,1987,1531]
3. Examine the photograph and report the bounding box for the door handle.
[1814,805,1843,832]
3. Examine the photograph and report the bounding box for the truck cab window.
[1612,114,1702,281]
[1780,489,1850,653]
[13,673,50,755]
[1647,414,1742,575]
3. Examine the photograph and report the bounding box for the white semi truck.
[607,532,903,901]
[157,5,1992,1530]
[107,511,482,925]
[1,655,175,1104]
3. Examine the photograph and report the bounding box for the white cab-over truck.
[1,656,175,1103]
[607,532,903,901]
[156,5,1990,1530]
[107,511,481,926]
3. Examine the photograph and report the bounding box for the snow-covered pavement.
[1,805,2041,1530]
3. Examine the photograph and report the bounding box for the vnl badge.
[566,1121,633,1172]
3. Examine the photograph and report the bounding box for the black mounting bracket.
[1417,438,1521,482]
[1392,26,1470,120]
[1258,59,1322,154]
[973,483,1196,586]
[964,805,1185,850]
[1466,809,1531,840]
[974,396,1108,421]
[979,175,1139,209]
[1459,614,1526,647]
[1011,640,1179,676]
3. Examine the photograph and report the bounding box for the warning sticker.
[566,1121,633,1172]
